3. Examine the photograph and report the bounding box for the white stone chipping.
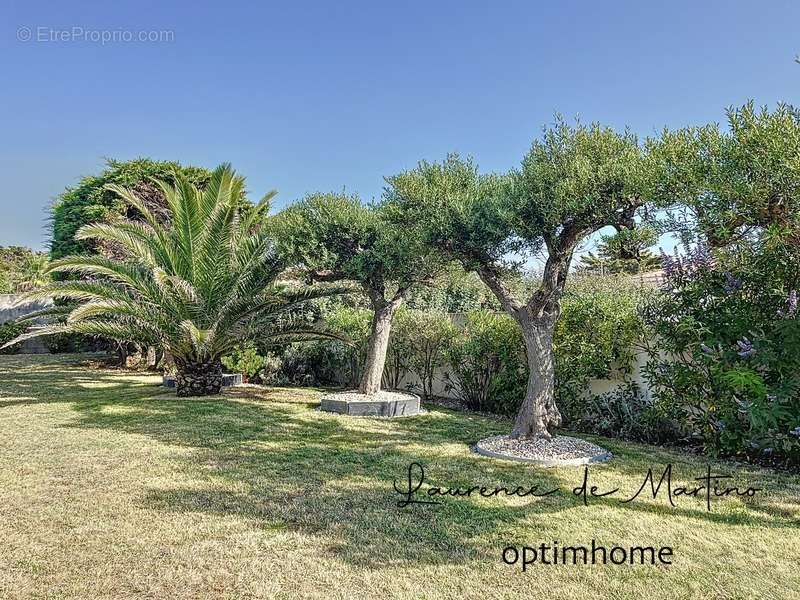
[323,390,418,403]
[474,434,612,465]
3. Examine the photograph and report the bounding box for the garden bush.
[643,241,800,465]
[244,305,458,393]
[0,246,49,293]
[322,306,371,387]
[0,321,26,355]
[443,310,527,414]
[274,343,335,386]
[390,309,456,398]
[0,271,10,295]
[564,382,684,444]
[383,309,413,390]
[404,268,502,312]
[554,276,649,427]
[44,331,91,354]
[222,344,272,383]
[263,306,372,388]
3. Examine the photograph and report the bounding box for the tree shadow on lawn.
[411,405,800,527]
[4,356,795,567]
[563,431,800,529]
[0,353,161,408]
[60,394,561,567]
[55,387,799,569]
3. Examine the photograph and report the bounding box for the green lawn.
[0,354,798,599]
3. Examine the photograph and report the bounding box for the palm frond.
[47,256,148,288]
[103,183,161,229]
[10,304,73,323]
[15,164,346,369]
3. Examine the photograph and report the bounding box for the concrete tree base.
[320,390,421,417]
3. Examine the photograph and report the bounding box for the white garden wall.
[391,354,650,402]
[384,312,652,402]
[0,294,52,354]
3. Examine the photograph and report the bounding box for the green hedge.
[224,279,650,427]
[0,321,26,355]
[50,158,212,259]
[444,311,526,413]
[554,277,648,422]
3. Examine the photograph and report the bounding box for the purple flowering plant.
[644,240,800,463]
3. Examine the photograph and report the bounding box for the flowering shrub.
[643,240,800,465]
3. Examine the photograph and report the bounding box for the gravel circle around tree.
[474,434,612,466]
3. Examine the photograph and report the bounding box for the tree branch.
[307,269,348,283]
[526,198,646,320]
[391,285,410,303]
[476,265,524,315]
[526,226,585,321]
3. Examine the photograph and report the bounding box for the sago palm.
[5,164,340,396]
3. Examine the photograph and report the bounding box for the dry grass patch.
[0,354,798,599]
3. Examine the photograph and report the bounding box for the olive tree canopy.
[274,193,446,395]
[655,102,800,248]
[387,118,673,438]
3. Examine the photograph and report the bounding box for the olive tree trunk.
[174,357,223,397]
[477,249,572,440]
[359,297,403,395]
[511,314,562,439]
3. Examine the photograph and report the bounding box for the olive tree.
[274,193,445,395]
[387,119,670,438]
[656,102,800,248]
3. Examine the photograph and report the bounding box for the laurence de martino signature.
[393,462,762,511]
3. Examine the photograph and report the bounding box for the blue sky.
[2,0,799,251]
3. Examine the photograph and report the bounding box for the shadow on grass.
[74,397,800,562]
[2,353,798,568]
[67,397,566,566]
[0,353,161,408]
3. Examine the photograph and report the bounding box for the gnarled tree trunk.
[359,297,403,395]
[174,357,223,397]
[511,314,562,439]
[477,245,574,440]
